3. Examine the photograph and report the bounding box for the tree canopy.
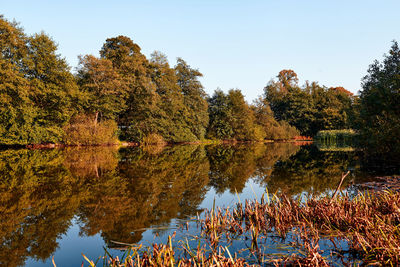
[1,15,397,151]
[358,41,400,159]
[264,70,355,136]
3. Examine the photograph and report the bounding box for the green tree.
[25,33,80,141]
[149,52,196,142]
[175,58,209,140]
[264,70,354,136]
[0,16,79,145]
[207,89,265,141]
[77,55,127,123]
[100,36,162,142]
[227,89,263,140]
[358,41,400,159]
[206,89,234,139]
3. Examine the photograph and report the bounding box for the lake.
[0,143,382,266]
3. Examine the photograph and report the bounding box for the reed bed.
[79,185,400,266]
[314,129,356,144]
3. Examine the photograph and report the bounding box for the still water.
[0,143,378,266]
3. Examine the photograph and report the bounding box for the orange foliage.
[329,87,353,96]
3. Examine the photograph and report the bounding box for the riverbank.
[3,136,313,150]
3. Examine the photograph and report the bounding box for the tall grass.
[314,129,357,143]
[78,183,400,266]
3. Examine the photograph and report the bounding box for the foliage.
[63,114,119,145]
[1,15,360,145]
[76,55,127,122]
[358,41,400,161]
[0,16,81,145]
[206,89,234,139]
[175,58,209,140]
[314,129,357,148]
[207,89,298,141]
[264,70,356,136]
[252,97,299,140]
[141,133,166,145]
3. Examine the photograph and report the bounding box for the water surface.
[0,143,379,266]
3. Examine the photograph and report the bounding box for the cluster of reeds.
[200,188,400,265]
[78,236,248,267]
[79,188,400,266]
[314,129,356,144]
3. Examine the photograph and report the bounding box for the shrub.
[141,133,166,145]
[63,114,118,145]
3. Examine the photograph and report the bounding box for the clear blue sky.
[2,0,399,101]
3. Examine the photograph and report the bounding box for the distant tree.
[206,89,234,139]
[99,36,161,141]
[252,97,299,140]
[207,89,264,141]
[277,69,299,92]
[358,41,400,158]
[150,52,196,142]
[227,89,262,140]
[264,70,354,136]
[175,58,209,140]
[77,55,127,124]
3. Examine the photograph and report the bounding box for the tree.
[149,52,196,142]
[77,55,127,124]
[25,33,80,137]
[358,41,400,159]
[0,16,79,144]
[207,89,264,141]
[264,70,354,136]
[227,89,262,140]
[0,17,36,145]
[252,97,299,140]
[175,58,209,140]
[99,36,161,141]
[277,69,299,92]
[206,89,234,139]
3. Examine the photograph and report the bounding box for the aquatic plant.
[85,187,400,266]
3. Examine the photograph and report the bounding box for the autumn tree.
[251,97,299,140]
[77,55,127,123]
[25,33,80,138]
[0,16,80,144]
[99,36,162,142]
[175,58,209,140]
[149,52,197,142]
[0,16,33,144]
[264,70,354,136]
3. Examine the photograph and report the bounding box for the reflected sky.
[0,143,378,266]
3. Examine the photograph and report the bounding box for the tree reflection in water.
[0,143,371,266]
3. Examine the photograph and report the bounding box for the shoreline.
[0,138,314,150]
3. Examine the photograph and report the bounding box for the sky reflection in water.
[0,143,377,266]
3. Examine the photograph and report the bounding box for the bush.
[141,133,166,145]
[63,114,118,145]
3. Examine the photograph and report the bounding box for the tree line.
[1,15,399,159]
